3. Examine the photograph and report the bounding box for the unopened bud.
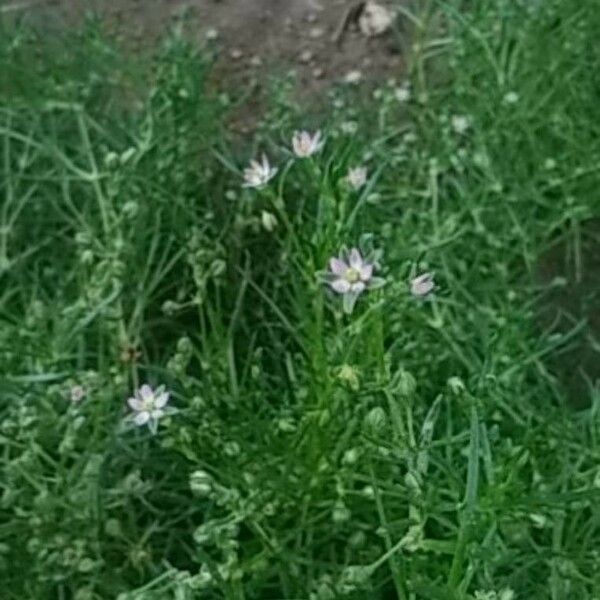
[332,501,351,523]
[261,210,278,232]
[363,406,387,435]
[190,470,213,497]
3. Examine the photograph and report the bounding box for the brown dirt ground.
[9,0,408,131]
[536,219,600,408]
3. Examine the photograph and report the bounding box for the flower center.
[345,267,360,283]
[142,397,155,411]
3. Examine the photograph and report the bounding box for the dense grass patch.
[1,1,600,598]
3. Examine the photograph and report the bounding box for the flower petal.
[128,397,144,411]
[292,137,302,155]
[154,392,170,408]
[329,257,348,275]
[351,281,366,294]
[360,263,373,281]
[139,384,154,401]
[411,273,435,297]
[134,411,150,426]
[349,248,363,269]
[151,409,164,420]
[331,279,351,294]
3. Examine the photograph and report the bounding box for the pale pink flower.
[242,154,277,188]
[70,385,86,403]
[292,130,322,158]
[410,273,435,298]
[326,248,385,313]
[346,166,368,190]
[127,384,170,430]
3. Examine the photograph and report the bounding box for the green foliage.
[2,1,600,598]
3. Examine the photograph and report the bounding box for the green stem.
[369,465,408,600]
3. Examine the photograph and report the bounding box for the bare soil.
[536,219,600,408]
[12,0,407,130]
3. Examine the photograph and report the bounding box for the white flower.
[127,384,170,430]
[394,85,411,103]
[346,166,368,190]
[503,91,519,104]
[359,2,395,37]
[205,28,219,41]
[292,130,323,158]
[344,70,363,84]
[326,248,384,313]
[242,154,278,188]
[340,120,358,135]
[410,272,435,298]
[451,114,471,135]
[70,385,86,403]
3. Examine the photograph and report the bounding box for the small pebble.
[299,50,314,64]
[359,2,395,37]
[344,70,363,84]
[205,27,219,41]
[230,48,243,60]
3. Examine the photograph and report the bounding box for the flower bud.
[104,151,119,168]
[332,501,351,523]
[224,441,241,457]
[337,364,360,391]
[120,147,136,164]
[404,471,421,492]
[177,336,193,354]
[348,531,366,548]
[190,470,213,497]
[80,249,94,265]
[210,259,226,277]
[122,201,139,219]
[162,300,178,316]
[362,485,375,499]
[447,376,466,396]
[342,448,360,466]
[78,558,96,573]
[261,210,278,232]
[395,369,416,397]
[363,406,387,435]
[75,231,90,245]
[104,518,122,538]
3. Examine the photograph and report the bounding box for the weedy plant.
[1,0,600,598]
